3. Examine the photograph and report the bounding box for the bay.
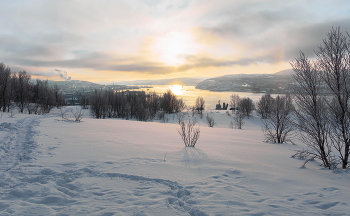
[134,85,277,110]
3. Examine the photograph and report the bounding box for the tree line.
[89,89,185,120]
[0,63,65,114]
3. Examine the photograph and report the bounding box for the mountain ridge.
[195,69,294,93]
[46,69,295,93]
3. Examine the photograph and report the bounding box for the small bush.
[71,107,84,122]
[177,119,200,147]
[206,113,216,127]
[59,107,84,122]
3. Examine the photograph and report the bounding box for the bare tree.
[74,88,89,109]
[15,70,32,113]
[190,106,196,117]
[291,52,334,168]
[257,94,274,119]
[0,63,12,112]
[261,95,294,144]
[230,94,240,113]
[90,89,107,119]
[6,72,17,113]
[147,91,160,120]
[88,88,185,121]
[239,97,255,117]
[31,79,57,114]
[232,111,245,129]
[195,96,205,114]
[316,27,350,169]
[178,119,200,147]
[0,63,65,116]
[291,27,350,169]
[53,84,65,108]
[161,89,185,114]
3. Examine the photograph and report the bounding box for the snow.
[0,108,350,215]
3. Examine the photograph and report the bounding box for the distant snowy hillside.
[0,108,349,215]
[196,70,294,93]
[273,69,294,76]
[114,77,206,86]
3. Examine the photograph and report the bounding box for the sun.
[169,85,183,95]
[152,31,196,66]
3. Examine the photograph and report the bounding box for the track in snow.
[0,115,44,174]
[0,115,206,216]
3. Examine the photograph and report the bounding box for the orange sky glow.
[1,0,349,84]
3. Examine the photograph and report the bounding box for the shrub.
[178,119,200,147]
[206,113,216,127]
[71,107,84,122]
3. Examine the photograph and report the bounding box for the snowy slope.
[0,109,349,215]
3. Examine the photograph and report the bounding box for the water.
[135,85,276,110]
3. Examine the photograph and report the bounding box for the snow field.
[0,109,349,215]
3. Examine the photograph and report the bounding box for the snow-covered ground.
[0,108,349,215]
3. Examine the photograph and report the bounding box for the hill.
[196,70,294,93]
[0,109,348,215]
[114,77,206,86]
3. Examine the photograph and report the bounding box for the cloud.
[30,69,71,80]
[0,35,58,58]
[5,50,274,75]
[282,18,350,60]
[1,0,350,81]
[3,51,108,69]
[104,54,273,74]
[204,10,290,38]
[198,0,350,63]
[202,19,350,64]
[177,54,275,71]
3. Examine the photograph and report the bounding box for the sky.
[1,0,350,84]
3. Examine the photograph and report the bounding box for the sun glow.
[169,85,183,95]
[152,31,196,66]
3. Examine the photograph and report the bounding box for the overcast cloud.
[0,0,349,82]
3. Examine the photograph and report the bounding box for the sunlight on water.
[138,85,277,110]
[169,85,183,95]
